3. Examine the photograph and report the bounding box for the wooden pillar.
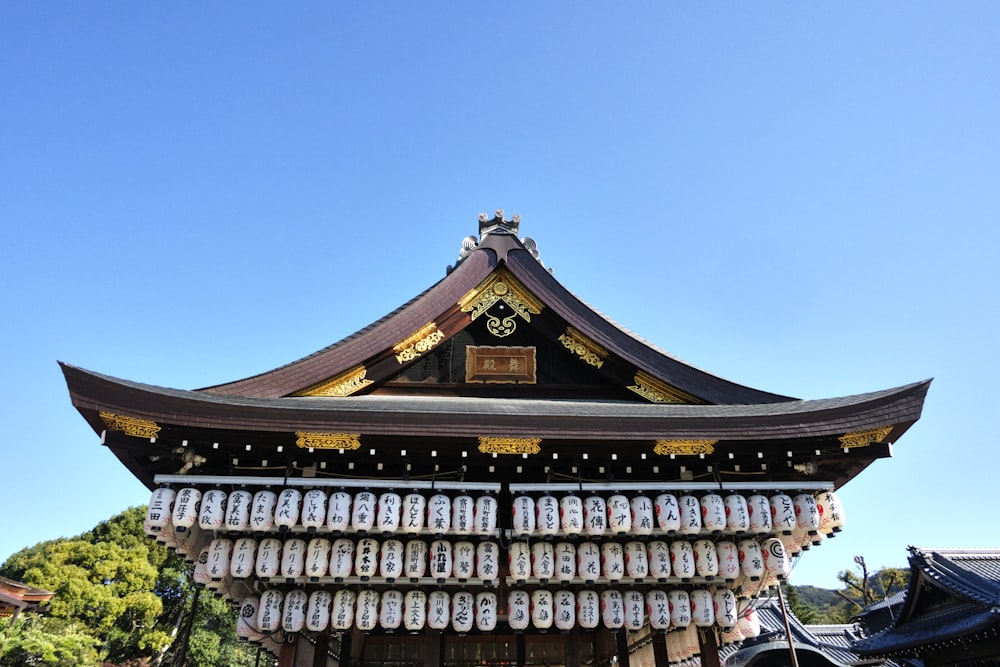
[312,633,330,667]
[516,633,526,667]
[564,631,581,667]
[615,631,631,667]
[424,628,442,667]
[339,632,352,667]
[349,627,365,666]
[293,635,316,667]
[697,628,722,667]
[652,631,670,667]
[278,634,297,667]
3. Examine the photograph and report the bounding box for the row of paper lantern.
[189,534,793,586]
[235,586,757,638]
[146,487,845,539]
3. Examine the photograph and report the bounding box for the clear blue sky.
[2,4,997,589]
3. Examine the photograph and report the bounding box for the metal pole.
[776,585,801,667]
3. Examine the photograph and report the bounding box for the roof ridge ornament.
[456,209,544,267]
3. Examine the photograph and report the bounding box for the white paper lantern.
[508,590,530,631]
[577,590,600,629]
[781,529,803,557]
[716,540,740,582]
[155,514,176,549]
[747,494,772,534]
[401,493,426,533]
[577,542,601,583]
[282,589,308,633]
[769,493,796,534]
[553,590,575,631]
[531,542,555,581]
[738,539,765,580]
[351,491,377,533]
[300,489,327,532]
[683,624,700,661]
[281,538,306,580]
[670,540,696,580]
[630,496,655,535]
[700,494,726,534]
[258,589,284,633]
[668,589,691,628]
[236,596,262,642]
[584,495,607,535]
[380,539,404,581]
[329,538,355,580]
[172,522,202,561]
[475,592,498,632]
[623,541,648,579]
[225,489,252,532]
[231,537,257,579]
[678,495,702,535]
[250,490,277,533]
[379,590,403,631]
[403,590,426,631]
[559,495,584,535]
[452,591,474,633]
[816,490,846,535]
[512,495,536,536]
[738,607,761,639]
[647,541,671,580]
[199,490,227,530]
[327,491,352,533]
[724,494,750,534]
[607,494,632,535]
[427,591,451,630]
[426,494,451,535]
[654,493,681,534]
[474,495,498,535]
[601,542,625,581]
[530,589,553,630]
[622,590,645,631]
[536,495,559,536]
[377,492,402,535]
[193,546,212,586]
[172,488,201,533]
[255,537,281,581]
[305,538,331,581]
[331,590,356,630]
[690,589,714,627]
[452,541,476,580]
[355,538,380,580]
[721,626,745,645]
[508,541,531,582]
[600,589,624,629]
[693,539,719,579]
[428,540,452,582]
[355,589,380,631]
[275,489,302,531]
[404,539,427,579]
[666,629,683,663]
[761,538,791,579]
[208,538,233,580]
[712,588,738,629]
[793,493,821,534]
[147,488,176,532]
[306,590,332,633]
[451,495,474,535]
[646,590,671,630]
[476,541,500,581]
[554,542,576,582]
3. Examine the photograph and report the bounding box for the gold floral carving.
[457,271,543,338]
[392,322,446,364]
[653,439,718,456]
[477,437,542,455]
[295,432,361,450]
[297,365,374,397]
[839,426,893,449]
[627,371,701,404]
[99,411,161,438]
[557,326,608,368]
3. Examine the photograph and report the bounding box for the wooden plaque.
[465,346,537,384]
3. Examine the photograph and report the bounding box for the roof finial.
[478,209,520,238]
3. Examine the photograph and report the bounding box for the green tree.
[782,583,819,624]
[0,616,100,666]
[836,555,909,613]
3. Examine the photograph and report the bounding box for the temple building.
[61,212,931,667]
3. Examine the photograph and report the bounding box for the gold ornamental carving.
[295,432,361,450]
[297,365,374,397]
[627,371,701,404]
[477,437,542,455]
[392,322,446,364]
[653,439,718,456]
[839,426,893,449]
[557,326,608,368]
[99,411,161,438]
[458,271,543,338]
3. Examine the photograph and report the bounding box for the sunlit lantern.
[248,490,276,533]
[402,493,426,533]
[230,537,257,579]
[208,537,234,581]
[713,588,738,629]
[738,539,765,580]
[607,494,632,535]
[783,526,804,556]
[476,541,500,582]
[646,590,671,630]
[816,490,846,535]
[451,591,474,633]
[793,493,821,534]
[721,625,745,645]
[282,589,307,633]
[600,589,624,629]
[199,489,227,530]
[255,537,281,581]
[355,589,380,632]
[630,495,655,536]
[560,495,584,535]
[172,522,201,562]
[668,589,691,628]
[747,493,772,534]
[508,590,530,631]
[682,623,700,661]
[258,589,284,633]
[331,590,356,630]
[475,592,498,632]
[429,539,452,582]
[623,590,645,631]
[693,539,719,579]
[146,488,176,532]
[355,537,380,580]
[666,630,683,663]
[700,493,726,534]
[193,546,212,586]
[351,491,377,533]
[577,542,601,584]
[377,492,402,535]
[531,589,554,630]
[584,495,607,535]
[761,537,791,579]
[474,495,498,535]
[305,537,331,581]
[724,494,750,534]
[380,538,404,581]
[738,607,761,639]
[281,538,307,581]
[678,495,703,535]
[404,539,427,579]
[536,495,559,536]
[451,494,474,535]
[225,489,252,532]
[427,493,451,536]
[427,591,451,630]
[301,489,327,532]
[236,596,262,642]
[554,542,576,582]
[716,540,740,582]
[552,590,575,631]
[403,590,426,631]
[670,540,696,581]
[306,590,332,633]
[769,493,796,534]
[379,589,403,631]
[647,540,671,580]
[601,542,626,581]
[329,538,355,580]
[512,495,536,536]
[327,491,352,533]
[172,487,201,532]
[275,488,302,532]
[654,493,681,534]
[577,590,600,629]
[625,541,649,579]
[452,541,475,581]
[508,541,531,582]
[690,589,714,627]
[531,541,555,581]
